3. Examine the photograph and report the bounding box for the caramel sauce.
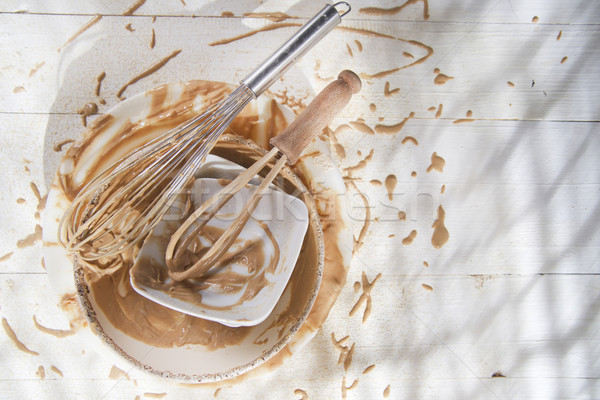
[532,16,539,23]
[95,72,106,96]
[294,388,308,399]
[78,102,98,127]
[136,223,280,311]
[507,81,515,87]
[384,385,391,398]
[431,205,449,248]
[370,179,382,187]
[29,62,45,77]
[343,149,374,175]
[453,110,476,124]
[143,393,166,399]
[2,317,39,355]
[349,121,374,135]
[403,51,414,58]
[36,366,45,379]
[322,127,346,160]
[335,27,434,79]
[58,15,102,52]
[434,70,454,85]
[125,23,135,32]
[50,365,63,377]
[423,261,429,267]
[363,364,376,374]
[53,139,75,152]
[411,171,417,178]
[150,28,156,49]
[384,174,397,201]
[441,184,446,194]
[13,86,25,93]
[210,23,301,46]
[398,211,406,220]
[332,333,355,371]
[242,12,293,22]
[402,230,417,245]
[346,43,353,57]
[341,377,359,399]
[360,0,429,20]
[561,56,568,64]
[123,0,146,16]
[349,271,381,323]
[369,103,376,112]
[557,30,562,40]
[384,81,400,96]
[109,365,130,380]
[17,224,43,248]
[375,112,414,134]
[422,283,433,291]
[426,152,445,173]
[117,49,182,99]
[401,136,418,145]
[32,315,75,338]
[0,252,13,262]
[355,39,363,52]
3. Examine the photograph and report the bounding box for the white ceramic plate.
[42,80,352,382]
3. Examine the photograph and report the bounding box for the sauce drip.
[95,72,106,96]
[32,315,75,338]
[402,230,417,245]
[78,102,98,127]
[426,152,445,173]
[435,103,443,118]
[58,15,102,52]
[384,81,400,96]
[360,0,430,20]
[117,50,182,99]
[431,205,449,248]
[349,271,382,323]
[433,68,454,85]
[375,112,414,134]
[2,317,39,355]
[384,174,397,200]
[53,139,75,152]
[294,388,308,399]
[401,136,418,145]
[331,333,355,371]
[123,0,146,16]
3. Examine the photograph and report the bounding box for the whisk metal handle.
[242,2,350,97]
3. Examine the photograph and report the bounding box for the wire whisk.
[58,3,350,261]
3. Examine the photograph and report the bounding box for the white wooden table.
[1,1,599,399]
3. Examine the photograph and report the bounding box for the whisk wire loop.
[59,85,255,260]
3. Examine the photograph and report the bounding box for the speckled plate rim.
[72,134,324,383]
[42,80,350,383]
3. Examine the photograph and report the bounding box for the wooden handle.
[270,70,361,164]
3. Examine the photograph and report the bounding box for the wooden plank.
[337,118,600,275]
[1,0,599,25]
[1,14,598,121]
[1,273,598,398]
